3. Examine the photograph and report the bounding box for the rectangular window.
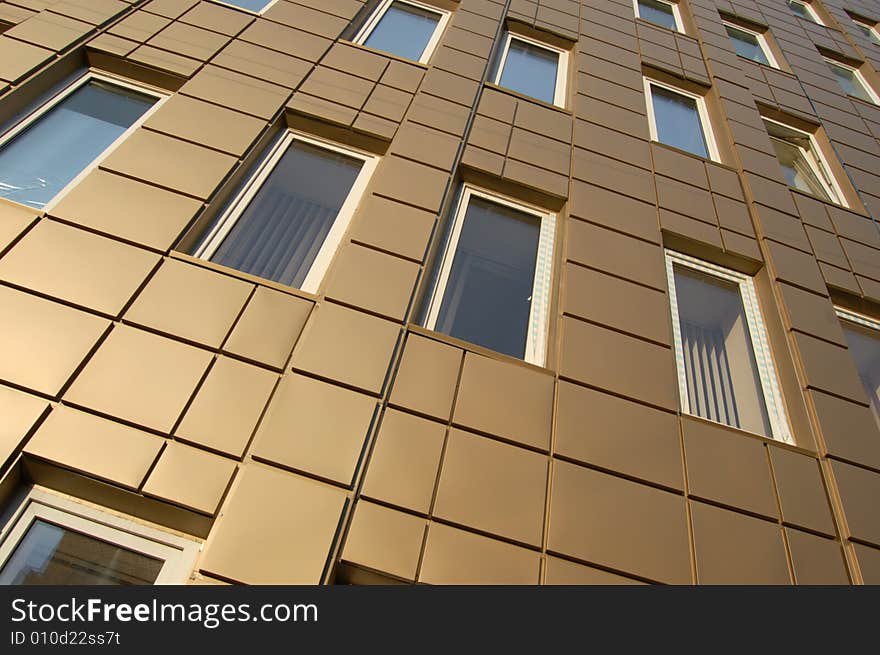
[0,489,198,585]
[644,79,719,161]
[492,33,568,107]
[210,0,277,12]
[666,251,792,443]
[787,0,823,24]
[824,58,879,104]
[836,308,880,429]
[723,21,778,67]
[852,17,880,45]
[0,72,163,210]
[354,0,450,64]
[763,118,844,205]
[633,0,684,32]
[424,186,556,365]
[193,132,377,293]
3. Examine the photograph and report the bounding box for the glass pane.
[841,322,880,430]
[209,141,362,288]
[768,136,831,201]
[364,1,440,61]
[219,0,272,10]
[787,1,812,20]
[650,85,710,158]
[498,38,559,104]
[673,265,772,437]
[436,197,541,359]
[0,80,155,209]
[827,61,874,103]
[0,519,163,585]
[725,25,770,65]
[638,0,678,30]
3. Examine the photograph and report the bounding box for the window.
[836,308,880,429]
[633,0,683,32]
[210,0,277,12]
[666,251,792,443]
[763,118,845,205]
[723,21,778,67]
[353,0,450,64]
[492,33,568,107]
[644,79,719,160]
[852,16,880,45]
[193,132,377,293]
[0,72,163,210]
[424,186,556,365]
[0,489,198,585]
[824,58,879,104]
[787,0,823,25]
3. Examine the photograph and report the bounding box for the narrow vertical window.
[644,79,719,160]
[492,33,568,107]
[723,21,778,67]
[193,132,377,293]
[824,58,879,104]
[0,74,163,209]
[666,251,792,443]
[0,490,198,585]
[763,118,844,205]
[836,308,880,429]
[633,0,683,32]
[425,187,556,364]
[354,0,450,64]
[852,17,880,45]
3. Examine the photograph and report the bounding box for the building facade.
[0,0,878,585]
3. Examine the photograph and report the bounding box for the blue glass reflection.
[498,39,558,104]
[652,85,710,158]
[364,2,440,61]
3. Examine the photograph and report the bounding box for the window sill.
[680,413,817,456]
[482,82,571,114]
[338,39,430,71]
[205,0,277,16]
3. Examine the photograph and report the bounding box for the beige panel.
[548,460,691,583]
[433,429,547,547]
[25,406,164,489]
[555,381,683,490]
[854,543,880,584]
[223,286,312,370]
[252,373,376,486]
[361,408,445,514]
[48,169,203,250]
[0,200,38,252]
[831,460,880,547]
[347,195,436,262]
[341,501,426,582]
[419,522,541,584]
[786,529,849,585]
[143,441,237,515]
[65,324,213,433]
[682,417,778,519]
[544,557,645,585]
[176,356,278,458]
[99,128,237,200]
[291,303,400,395]
[125,259,253,348]
[768,447,836,536]
[200,465,346,584]
[453,353,554,451]
[390,333,461,420]
[0,286,110,395]
[691,501,791,585]
[0,385,49,463]
[0,220,160,315]
[179,65,290,119]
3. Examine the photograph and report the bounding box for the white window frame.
[0,488,199,585]
[207,0,281,14]
[492,32,569,108]
[192,130,378,294]
[722,20,779,68]
[852,17,880,45]
[836,307,880,332]
[353,0,451,64]
[632,0,685,33]
[665,251,793,444]
[788,0,824,25]
[0,70,167,212]
[762,116,847,206]
[824,57,880,104]
[643,78,720,162]
[424,185,556,366]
